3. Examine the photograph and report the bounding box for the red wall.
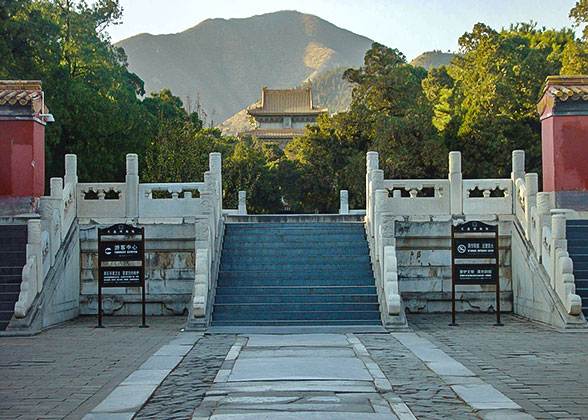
[541,114,588,192]
[0,120,45,197]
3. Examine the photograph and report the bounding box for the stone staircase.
[211,222,381,326]
[568,220,588,317]
[0,225,27,331]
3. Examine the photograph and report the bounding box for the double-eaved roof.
[247,87,327,116]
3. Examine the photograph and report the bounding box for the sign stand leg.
[97,285,104,328]
[449,225,458,326]
[449,280,457,326]
[494,228,503,326]
[140,284,149,328]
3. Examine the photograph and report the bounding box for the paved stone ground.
[358,333,480,420]
[134,334,237,420]
[0,316,185,420]
[409,313,588,420]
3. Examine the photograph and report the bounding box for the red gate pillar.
[538,76,588,210]
[0,80,49,216]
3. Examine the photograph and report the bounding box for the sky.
[106,0,581,61]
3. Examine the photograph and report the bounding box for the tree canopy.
[2,1,587,213]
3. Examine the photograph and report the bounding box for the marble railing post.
[238,191,247,215]
[374,189,388,261]
[536,192,551,260]
[27,219,43,293]
[524,173,539,239]
[551,214,567,285]
[340,190,349,214]
[449,151,462,215]
[125,154,139,219]
[369,169,384,238]
[209,152,222,215]
[64,154,78,186]
[511,150,525,183]
[366,152,379,233]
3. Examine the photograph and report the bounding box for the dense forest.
[2,0,588,213]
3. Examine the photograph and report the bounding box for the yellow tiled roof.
[538,75,588,115]
[248,87,327,115]
[0,80,43,106]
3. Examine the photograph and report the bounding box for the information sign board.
[97,224,147,327]
[454,238,497,259]
[99,240,143,261]
[99,267,143,287]
[451,221,502,326]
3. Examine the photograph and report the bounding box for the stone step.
[226,226,366,234]
[567,228,588,240]
[0,283,21,293]
[220,255,371,264]
[0,251,27,266]
[569,246,588,254]
[213,302,380,313]
[221,247,369,257]
[571,260,588,271]
[210,319,382,326]
[0,275,21,284]
[567,220,588,226]
[212,310,381,321]
[568,238,588,247]
[0,320,9,331]
[0,310,13,321]
[222,241,367,250]
[220,262,371,271]
[223,233,366,243]
[575,271,588,281]
[0,301,15,311]
[218,277,376,287]
[0,292,20,302]
[0,243,28,252]
[215,286,377,296]
[219,270,374,281]
[226,222,365,229]
[0,236,27,245]
[0,267,23,276]
[215,294,378,304]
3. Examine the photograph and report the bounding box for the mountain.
[220,67,353,136]
[116,10,373,123]
[410,50,455,70]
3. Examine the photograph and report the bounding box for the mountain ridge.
[116,10,374,122]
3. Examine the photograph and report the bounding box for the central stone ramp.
[194,333,402,419]
[212,222,381,326]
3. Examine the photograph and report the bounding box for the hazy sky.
[107,0,580,61]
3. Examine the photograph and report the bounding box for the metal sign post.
[450,221,502,326]
[97,224,148,328]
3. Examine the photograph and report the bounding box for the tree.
[425,23,576,179]
[1,0,152,183]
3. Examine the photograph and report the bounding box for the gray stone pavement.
[408,313,588,420]
[0,316,185,420]
[2,313,587,420]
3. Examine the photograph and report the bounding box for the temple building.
[242,86,327,148]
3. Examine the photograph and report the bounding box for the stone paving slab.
[120,369,169,385]
[409,313,588,420]
[244,333,349,347]
[229,356,373,381]
[92,384,160,413]
[207,380,378,394]
[238,347,356,358]
[0,316,185,420]
[207,413,399,419]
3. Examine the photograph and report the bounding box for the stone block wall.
[79,223,197,316]
[395,217,513,313]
